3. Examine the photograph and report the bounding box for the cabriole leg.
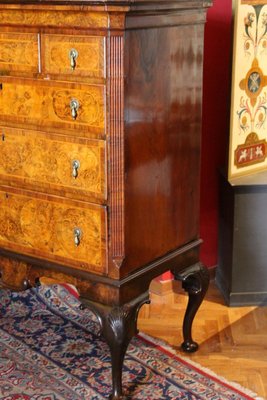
[82,293,150,400]
[173,262,209,353]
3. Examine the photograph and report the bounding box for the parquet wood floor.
[138,279,267,399]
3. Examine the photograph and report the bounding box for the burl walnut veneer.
[0,0,211,398]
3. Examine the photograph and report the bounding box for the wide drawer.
[0,78,105,138]
[0,127,106,202]
[0,32,39,74]
[42,34,105,80]
[0,188,107,274]
[0,9,109,30]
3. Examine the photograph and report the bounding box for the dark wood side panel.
[122,19,205,276]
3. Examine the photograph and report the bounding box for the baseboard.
[208,265,217,281]
[216,268,267,306]
[227,292,267,306]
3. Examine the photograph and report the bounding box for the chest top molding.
[0,0,212,11]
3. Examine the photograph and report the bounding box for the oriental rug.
[0,284,263,400]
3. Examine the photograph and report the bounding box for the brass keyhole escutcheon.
[72,159,80,179]
[73,228,82,247]
[69,48,78,71]
[70,99,79,120]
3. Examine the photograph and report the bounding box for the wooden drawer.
[0,32,39,74]
[0,78,105,138]
[42,34,105,80]
[0,127,106,202]
[0,9,109,30]
[0,188,107,274]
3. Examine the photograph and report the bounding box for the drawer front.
[0,190,107,274]
[43,34,105,79]
[0,9,109,30]
[0,32,39,74]
[0,78,105,138]
[0,127,106,201]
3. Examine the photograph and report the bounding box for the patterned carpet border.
[0,284,264,400]
[138,332,264,400]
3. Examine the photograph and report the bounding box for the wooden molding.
[108,35,125,266]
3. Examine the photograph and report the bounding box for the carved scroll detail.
[81,292,150,399]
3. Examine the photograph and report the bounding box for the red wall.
[200,0,233,267]
[159,0,233,282]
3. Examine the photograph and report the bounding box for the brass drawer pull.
[70,99,79,120]
[72,159,80,178]
[73,227,82,247]
[69,48,78,71]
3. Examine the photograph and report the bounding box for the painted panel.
[229,0,267,178]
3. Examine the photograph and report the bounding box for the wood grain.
[0,9,109,29]
[108,35,125,274]
[0,255,30,289]
[0,189,106,273]
[0,127,106,201]
[43,34,105,79]
[0,2,214,398]
[138,280,267,399]
[122,23,204,276]
[0,32,39,73]
[0,78,105,138]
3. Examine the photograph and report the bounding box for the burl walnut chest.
[0,0,211,398]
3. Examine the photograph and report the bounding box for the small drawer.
[42,34,105,79]
[0,127,106,202]
[0,32,39,74]
[0,189,107,274]
[0,78,105,138]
